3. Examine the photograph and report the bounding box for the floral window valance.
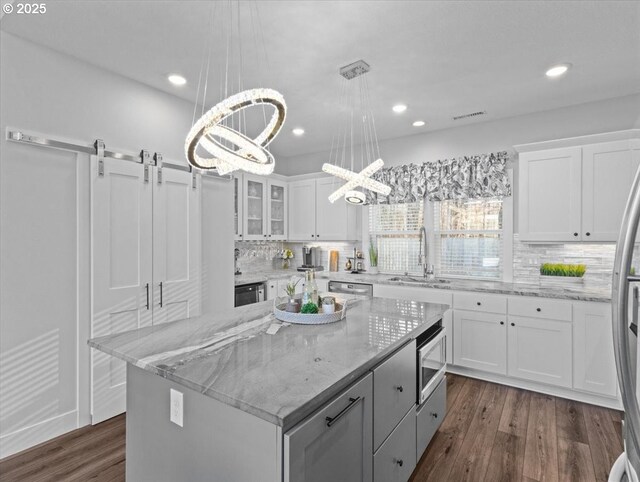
[365,151,511,205]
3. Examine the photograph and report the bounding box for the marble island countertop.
[235,269,611,303]
[89,297,447,430]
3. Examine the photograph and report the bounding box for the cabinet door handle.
[536,307,541,312]
[311,234,315,237]
[316,234,320,238]
[586,232,591,237]
[159,282,163,308]
[145,283,150,310]
[511,322,515,327]
[430,412,438,419]
[395,459,404,467]
[395,385,404,392]
[500,321,504,325]
[325,396,361,427]
[477,301,482,306]
[573,232,579,237]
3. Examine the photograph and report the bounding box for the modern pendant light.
[322,60,391,204]
[185,1,286,176]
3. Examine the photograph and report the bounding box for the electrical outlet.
[170,389,183,427]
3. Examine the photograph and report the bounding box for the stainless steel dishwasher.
[328,281,374,297]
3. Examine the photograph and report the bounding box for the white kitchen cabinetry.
[507,316,572,388]
[518,136,640,242]
[234,174,243,240]
[582,140,640,241]
[288,179,316,241]
[518,147,582,242]
[243,175,287,240]
[285,373,373,482]
[453,310,507,375]
[91,158,201,424]
[288,178,359,242]
[573,302,617,397]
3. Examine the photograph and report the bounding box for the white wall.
[0,32,231,457]
[276,93,640,175]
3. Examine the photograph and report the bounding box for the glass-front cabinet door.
[268,180,287,240]
[243,176,267,240]
[234,174,243,241]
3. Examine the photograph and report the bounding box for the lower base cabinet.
[374,407,416,482]
[507,316,572,388]
[416,377,446,458]
[284,373,373,482]
[453,310,507,375]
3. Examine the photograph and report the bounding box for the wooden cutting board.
[329,251,339,272]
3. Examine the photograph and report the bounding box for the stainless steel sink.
[387,276,450,284]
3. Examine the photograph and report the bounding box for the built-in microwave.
[417,323,447,405]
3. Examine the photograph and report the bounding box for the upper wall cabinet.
[289,177,360,242]
[518,136,640,242]
[241,175,288,241]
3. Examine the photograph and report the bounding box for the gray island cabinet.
[89,297,447,482]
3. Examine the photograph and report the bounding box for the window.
[432,198,503,279]
[369,202,424,275]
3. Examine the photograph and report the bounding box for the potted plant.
[539,263,586,286]
[281,248,294,270]
[368,241,379,275]
[284,277,300,313]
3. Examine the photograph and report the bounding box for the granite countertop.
[89,297,447,430]
[235,269,611,303]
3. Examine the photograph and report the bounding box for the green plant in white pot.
[368,241,379,275]
[284,278,301,313]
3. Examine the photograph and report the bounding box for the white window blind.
[369,202,424,274]
[433,198,503,279]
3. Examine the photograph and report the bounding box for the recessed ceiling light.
[292,128,305,136]
[392,104,407,113]
[168,74,187,86]
[412,120,425,127]
[545,64,571,78]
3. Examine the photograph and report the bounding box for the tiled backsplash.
[513,234,640,289]
[235,241,361,273]
[236,236,639,289]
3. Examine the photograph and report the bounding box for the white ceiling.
[2,0,639,158]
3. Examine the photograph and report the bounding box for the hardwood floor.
[411,374,624,482]
[0,375,623,482]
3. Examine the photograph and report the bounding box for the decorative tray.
[273,296,349,325]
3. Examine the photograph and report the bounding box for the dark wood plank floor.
[0,374,623,482]
[411,374,624,482]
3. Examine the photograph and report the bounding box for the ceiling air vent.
[452,110,487,121]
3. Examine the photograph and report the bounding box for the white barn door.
[152,167,201,324]
[90,156,152,424]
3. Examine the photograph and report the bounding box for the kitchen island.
[89,297,448,481]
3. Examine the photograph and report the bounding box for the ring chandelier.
[185,88,286,175]
[322,60,391,205]
[184,2,286,176]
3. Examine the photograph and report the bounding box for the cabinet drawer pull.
[500,321,504,325]
[511,322,515,327]
[536,307,541,312]
[395,385,404,392]
[476,301,481,306]
[325,396,361,427]
[395,459,404,467]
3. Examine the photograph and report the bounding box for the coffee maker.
[298,246,323,271]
